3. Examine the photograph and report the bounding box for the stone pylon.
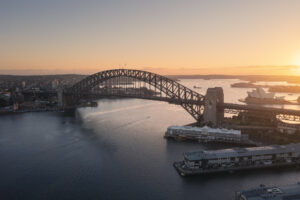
[203,87,224,126]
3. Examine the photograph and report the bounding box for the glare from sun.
[297,58,300,66]
[290,55,300,74]
[293,54,300,66]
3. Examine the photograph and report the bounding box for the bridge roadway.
[84,92,300,117]
[22,90,57,96]
[23,89,300,118]
[81,92,202,105]
[221,103,300,116]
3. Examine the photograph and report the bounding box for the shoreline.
[0,107,63,115]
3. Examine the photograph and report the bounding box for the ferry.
[174,143,300,176]
[235,182,300,200]
[165,126,255,145]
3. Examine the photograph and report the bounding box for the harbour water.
[1,79,300,200]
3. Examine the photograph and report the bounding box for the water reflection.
[1,79,300,200]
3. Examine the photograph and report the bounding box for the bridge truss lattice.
[67,69,206,121]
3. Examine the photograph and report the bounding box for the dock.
[174,143,300,176]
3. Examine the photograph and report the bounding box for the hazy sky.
[1,0,300,75]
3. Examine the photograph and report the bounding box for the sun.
[290,55,300,75]
[294,58,300,66]
[292,54,300,66]
[289,55,300,75]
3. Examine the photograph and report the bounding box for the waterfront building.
[174,143,300,176]
[51,79,59,90]
[277,122,300,135]
[247,87,278,99]
[242,87,288,104]
[165,126,253,145]
[21,81,26,88]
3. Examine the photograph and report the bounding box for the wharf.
[173,161,300,177]
[165,125,258,146]
[165,133,258,146]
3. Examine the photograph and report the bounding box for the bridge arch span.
[65,69,205,122]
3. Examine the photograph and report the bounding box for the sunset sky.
[1,0,300,75]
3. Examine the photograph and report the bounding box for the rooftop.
[184,143,300,161]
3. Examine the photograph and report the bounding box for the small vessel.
[193,86,201,89]
[240,87,289,105]
[236,182,300,200]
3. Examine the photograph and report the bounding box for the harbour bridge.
[58,69,300,125]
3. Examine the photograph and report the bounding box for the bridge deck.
[82,93,202,105]
[221,103,300,116]
[85,93,300,116]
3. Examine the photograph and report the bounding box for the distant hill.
[1,74,300,85]
[166,75,300,84]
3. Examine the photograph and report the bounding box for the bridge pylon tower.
[203,87,224,126]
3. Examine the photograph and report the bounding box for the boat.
[240,87,289,105]
[173,143,300,176]
[236,182,300,200]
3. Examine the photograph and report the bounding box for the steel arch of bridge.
[67,69,205,121]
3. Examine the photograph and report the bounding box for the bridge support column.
[203,87,224,127]
[57,89,76,109]
[57,88,64,108]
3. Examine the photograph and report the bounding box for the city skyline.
[1,0,300,75]
[1,65,300,76]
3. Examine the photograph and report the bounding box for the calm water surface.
[1,79,300,200]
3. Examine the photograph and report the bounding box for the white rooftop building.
[247,87,284,100]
